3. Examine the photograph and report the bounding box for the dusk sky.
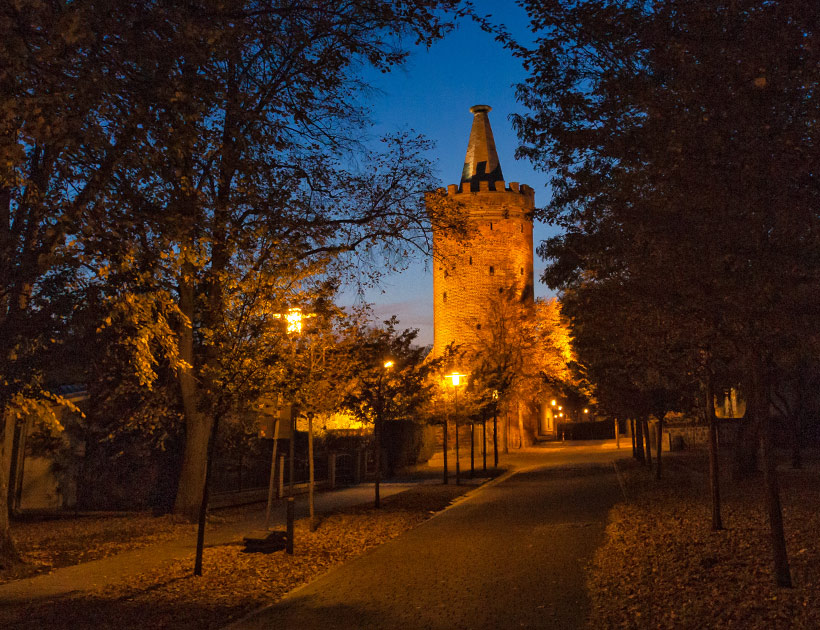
[342,0,559,345]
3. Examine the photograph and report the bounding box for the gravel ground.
[587,455,820,629]
[0,484,471,630]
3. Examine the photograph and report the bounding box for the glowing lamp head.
[583,408,589,414]
[273,307,304,334]
[383,360,395,369]
[551,399,557,406]
[285,308,303,334]
[445,372,466,387]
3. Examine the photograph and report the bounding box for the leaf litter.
[1,484,470,630]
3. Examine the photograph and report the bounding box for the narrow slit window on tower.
[444,269,449,278]
[469,256,473,265]
[443,292,447,303]
[476,323,482,330]
[498,287,503,294]
[489,266,494,275]
[520,267,524,276]
[489,222,493,230]
[520,223,523,233]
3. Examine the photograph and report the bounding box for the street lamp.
[267,307,320,528]
[492,389,499,468]
[264,308,308,530]
[374,359,393,508]
[445,372,466,485]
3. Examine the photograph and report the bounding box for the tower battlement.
[438,181,535,196]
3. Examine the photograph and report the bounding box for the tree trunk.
[193,414,220,576]
[517,400,525,448]
[790,412,802,469]
[374,409,381,507]
[630,418,637,458]
[706,371,724,531]
[655,414,664,480]
[754,364,792,587]
[173,274,213,521]
[504,409,510,453]
[442,418,448,484]
[492,406,499,468]
[733,381,760,480]
[174,408,213,521]
[0,408,21,567]
[634,417,645,463]
[308,413,316,528]
[482,419,487,471]
[642,416,652,470]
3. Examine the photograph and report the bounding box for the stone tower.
[430,105,535,358]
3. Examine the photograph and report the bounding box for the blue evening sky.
[342,0,560,345]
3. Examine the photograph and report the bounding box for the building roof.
[460,105,504,188]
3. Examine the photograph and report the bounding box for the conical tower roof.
[461,104,504,189]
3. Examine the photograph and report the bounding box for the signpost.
[261,402,294,530]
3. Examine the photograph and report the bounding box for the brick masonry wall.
[431,181,535,358]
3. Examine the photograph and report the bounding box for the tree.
[341,317,441,507]
[77,2,468,523]
[514,0,820,586]
[469,291,583,448]
[1,0,468,568]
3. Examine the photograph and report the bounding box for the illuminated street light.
[374,359,394,508]
[445,372,465,387]
[583,408,589,414]
[273,307,315,335]
[551,399,557,406]
[268,306,317,528]
[445,372,466,485]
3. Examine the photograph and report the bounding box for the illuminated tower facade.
[429,105,535,358]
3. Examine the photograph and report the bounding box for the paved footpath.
[0,481,442,604]
[230,448,624,630]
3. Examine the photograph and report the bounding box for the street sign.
[258,400,294,439]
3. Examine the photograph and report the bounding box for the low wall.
[556,420,615,441]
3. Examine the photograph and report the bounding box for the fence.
[210,446,373,508]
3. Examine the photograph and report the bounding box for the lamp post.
[442,397,449,485]
[263,308,307,529]
[374,359,393,508]
[492,389,499,468]
[267,307,318,524]
[445,372,466,485]
[273,308,306,495]
[470,419,475,479]
[482,409,487,472]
